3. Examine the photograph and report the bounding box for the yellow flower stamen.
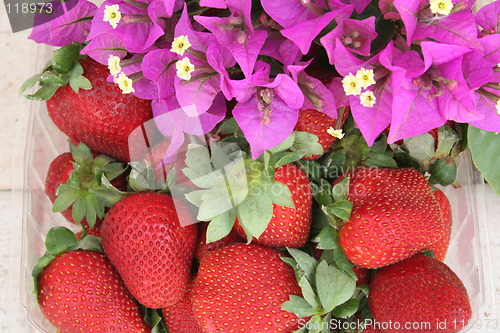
[176,57,195,81]
[107,55,122,77]
[170,35,192,56]
[327,127,345,139]
[103,4,122,29]
[429,0,453,16]
[114,72,135,94]
[355,68,376,89]
[342,73,362,96]
[360,91,376,108]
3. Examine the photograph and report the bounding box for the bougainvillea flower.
[29,0,97,47]
[86,0,166,53]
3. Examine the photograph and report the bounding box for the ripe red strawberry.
[100,192,198,308]
[234,163,312,248]
[46,57,153,162]
[195,222,243,262]
[339,168,444,268]
[368,254,472,333]
[162,278,204,333]
[192,243,302,332]
[294,108,341,160]
[37,249,150,332]
[45,143,127,227]
[426,188,453,261]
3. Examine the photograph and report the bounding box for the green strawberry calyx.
[20,43,92,101]
[32,226,103,298]
[181,131,322,244]
[281,248,368,330]
[52,142,127,227]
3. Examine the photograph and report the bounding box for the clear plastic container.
[20,45,497,332]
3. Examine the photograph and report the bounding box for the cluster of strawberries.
[33,58,471,333]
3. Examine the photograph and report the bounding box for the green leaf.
[325,200,353,221]
[331,298,359,318]
[281,256,297,268]
[314,226,337,250]
[428,157,457,186]
[468,126,500,195]
[75,235,103,252]
[364,151,397,168]
[32,252,55,297]
[19,74,42,95]
[69,75,92,93]
[206,209,236,244]
[270,181,294,208]
[128,161,159,191]
[296,160,323,180]
[183,144,215,185]
[404,133,435,167]
[275,152,302,168]
[268,133,296,154]
[287,248,318,282]
[217,117,239,134]
[299,277,321,309]
[331,176,350,202]
[318,149,346,180]
[40,71,67,86]
[315,261,356,313]
[52,43,81,74]
[25,84,60,100]
[314,187,334,207]
[142,307,168,333]
[184,189,205,207]
[282,295,318,318]
[305,315,324,333]
[436,125,459,158]
[52,185,80,212]
[263,151,276,180]
[45,227,78,257]
[237,193,273,239]
[197,185,234,221]
[72,197,87,224]
[291,132,324,157]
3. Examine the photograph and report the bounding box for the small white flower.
[360,90,376,108]
[176,57,195,81]
[429,0,453,16]
[114,72,135,94]
[107,55,122,77]
[103,4,122,29]
[342,73,362,96]
[355,68,376,89]
[327,127,344,139]
[170,35,192,56]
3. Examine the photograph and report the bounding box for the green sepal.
[142,307,168,333]
[52,142,127,225]
[52,43,82,74]
[22,44,90,100]
[282,295,318,318]
[237,192,273,240]
[299,276,321,309]
[287,248,318,282]
[468,126,500,195]
[291,131,324,158]
[331,176,350,202]
[32,227,103,298]
[315,260,356,313]
[428,156,457,186]
[331,298,359,318]
[69,61,92,93]
[205,209,236,244]
[323,200,353,222]
[269,181,294,208]
[216,117,239,135]
[128,161,165,192]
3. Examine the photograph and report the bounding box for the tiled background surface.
[0,1,499,332]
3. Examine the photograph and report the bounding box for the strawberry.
[339,168,444,268]
[195,222,243,262]
[162,278,204,333]
[35,227,150,332]
[234,163,312,248]
[368,254,472,333]
[100,192,198,308]
[192,243,302,332]
[294,108,343,160]
[426,188,453,261]
[46,57,153,162]
[45,142,127,228]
